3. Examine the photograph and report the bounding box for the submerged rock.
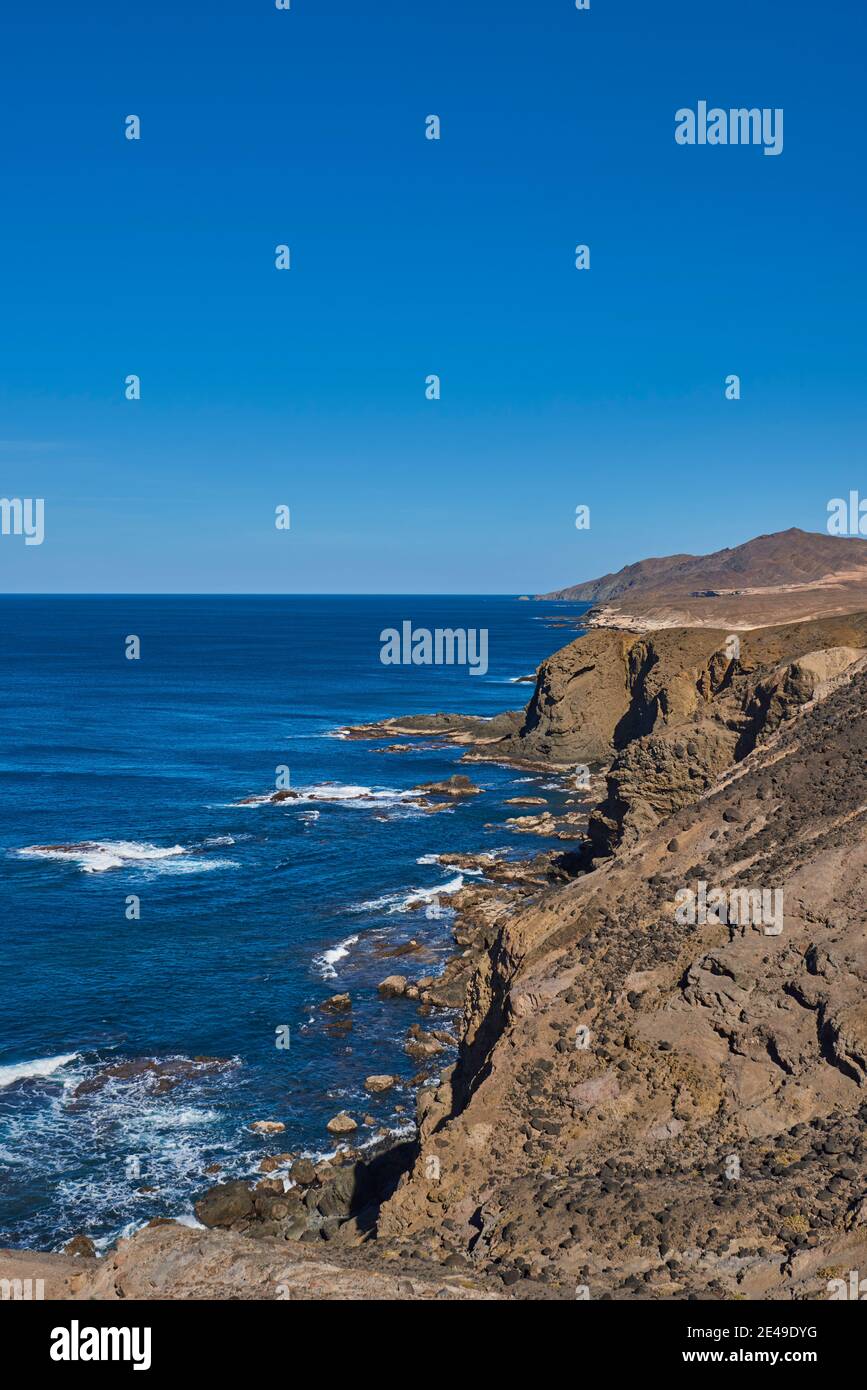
[72,1056,231,1099]
[320,993,352,1012]
[405,1028,444,1062]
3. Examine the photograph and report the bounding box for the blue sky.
[0,0,864,593]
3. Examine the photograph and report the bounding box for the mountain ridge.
[538,528,867,629]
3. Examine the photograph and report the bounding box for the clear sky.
[0,0,864,593]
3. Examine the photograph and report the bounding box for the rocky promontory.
[10,531,867,1300]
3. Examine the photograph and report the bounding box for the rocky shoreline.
[8,572,867,1299]
[176,832,588,1260]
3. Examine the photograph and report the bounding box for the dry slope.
[377,665,867,1298]
[539,528,867,631]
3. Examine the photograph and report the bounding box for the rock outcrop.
[373,664,867,1298]
[10,597,867,1302]
[487,614,867,777]
[0,1223,501,1300]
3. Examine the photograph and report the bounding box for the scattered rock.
[194,1181,255,1229]
[290,1158,318,1187]
[326,1112,358,1136]
[320,993,352,1013]
[260,1153,294,1173]
[364,1075,398,1094]
[378,975,408,999]
[405,1027,445,1062]
[414,775,483,799]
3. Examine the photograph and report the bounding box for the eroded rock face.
[470,619,867,859]
[581,626,867,856]
[375,667,867,1299]
[14,618,867,1303]
[493,629,637,768]
[0,1223,502,1300]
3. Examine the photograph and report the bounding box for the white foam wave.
[299,783,419,809]
[312,934,360,980]
[353,875,465,915]
[151,857,239,876]
[402,876,464,908]
[416,853,488,875]
[0,1052,80,1089]
[16,840,237,875]
[236,782,420,812]
[126,1107,220,1133]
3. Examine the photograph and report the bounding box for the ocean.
[0,595,588,1250]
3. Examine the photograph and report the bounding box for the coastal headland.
[8,530,867,1300]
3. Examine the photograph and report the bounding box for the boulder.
[415,775,482,799]
[326,1112,358,1136]
[260,1153,294,1173]
[289,1158,318,1187]
[364,1074,398,1094]
[405,1029,444,1061]
[194,1181,255,1229]
[378,975,408,999]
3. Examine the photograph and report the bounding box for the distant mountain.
[538,528,867,630]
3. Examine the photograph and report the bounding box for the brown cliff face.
[492,626,734,769]
[14,655,867,1300]
[11,595,867,1302]
[376,665,867,1298]
[491,614,867,858]
[485,628,637,768]
[588,624,867,856]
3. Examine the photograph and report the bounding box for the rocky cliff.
[487,614,867,860]
[374,663,867,1297]
[8,610,867,1301]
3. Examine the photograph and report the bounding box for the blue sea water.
[0,595,588,1249]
